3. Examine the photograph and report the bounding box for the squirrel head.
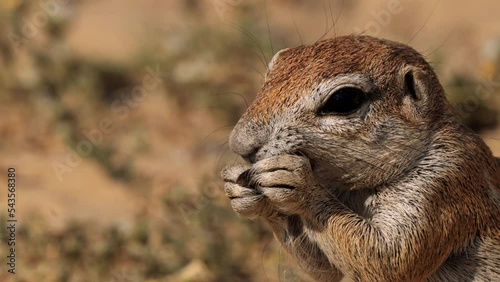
[230,35,455,190]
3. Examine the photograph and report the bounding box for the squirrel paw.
[221,164,274,218]
[222,155,324,217]
[250,154,318,215]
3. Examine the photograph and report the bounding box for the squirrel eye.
[319,87,366,115]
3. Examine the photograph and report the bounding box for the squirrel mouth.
[236,169,252,188]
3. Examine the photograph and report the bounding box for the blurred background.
[0,0,499,281]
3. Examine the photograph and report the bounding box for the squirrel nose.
[241,148,259,163]
[229,122,264,164]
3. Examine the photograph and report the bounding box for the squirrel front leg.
[253,154,464,281]
[302,194,459,281]
[221,164,343,282]
[266,215,343,282]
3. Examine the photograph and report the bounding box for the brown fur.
[222,35,500,281]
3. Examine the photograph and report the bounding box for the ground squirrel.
[221,35,500,281]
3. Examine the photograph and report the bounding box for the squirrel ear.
[401,66,429,102]
[268,48,290,70]
[400,66,431,121]
[265,48,290,81]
